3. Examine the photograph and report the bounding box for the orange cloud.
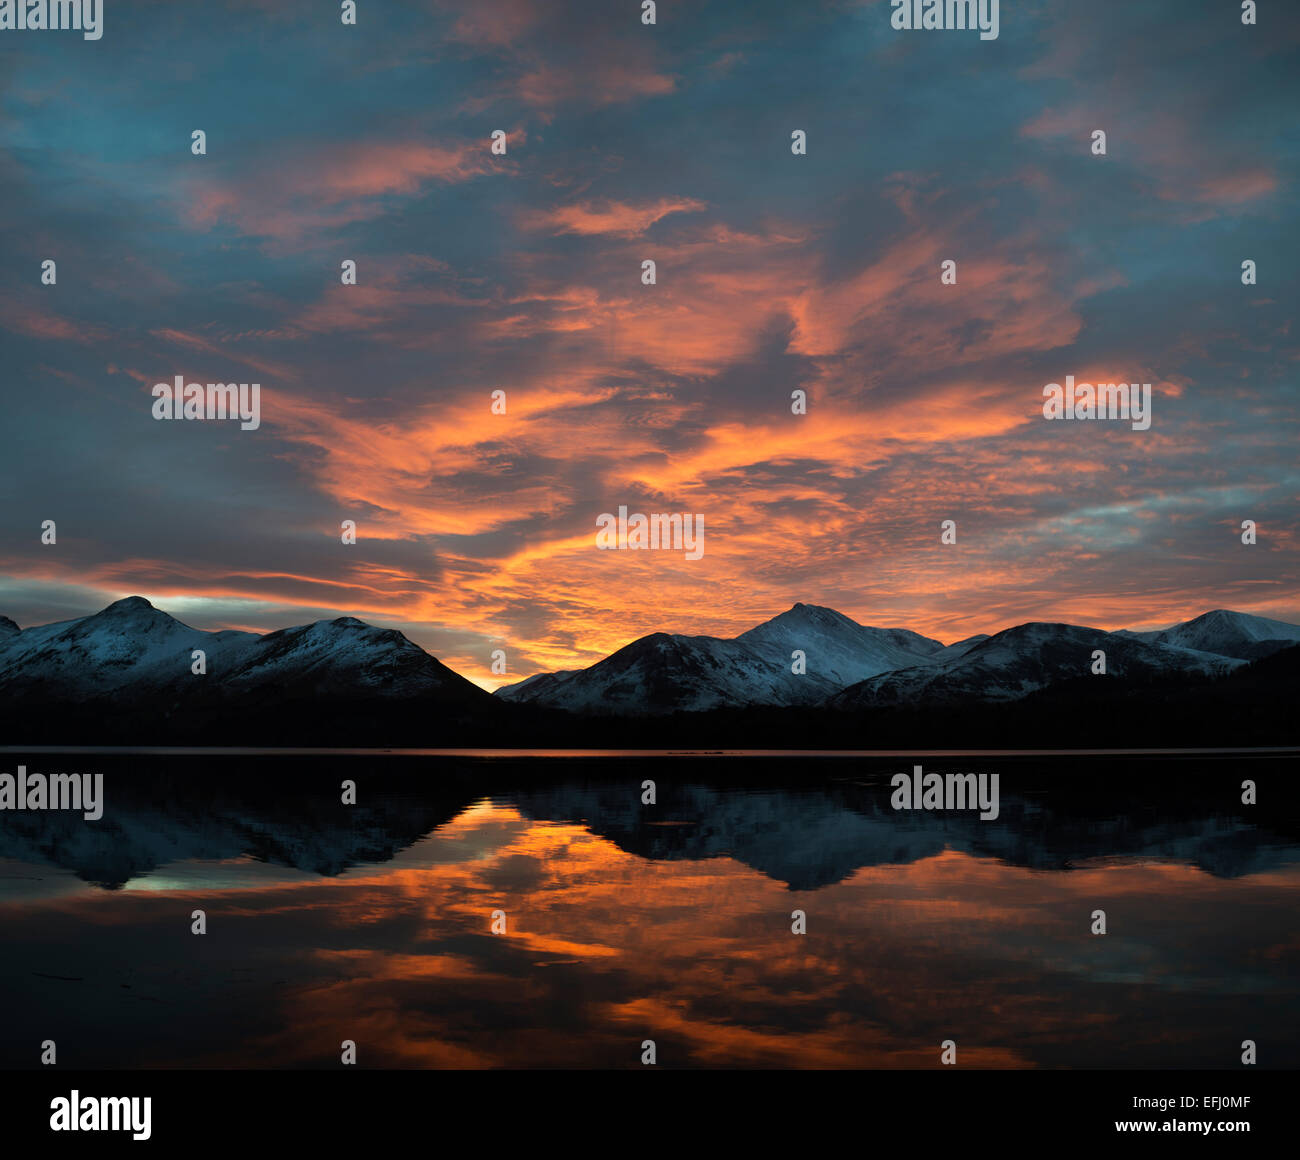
[0,292,106,343]
[183,135,523,245]
[515,62,676,108]
[518,197,707,238]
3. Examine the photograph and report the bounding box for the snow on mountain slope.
[0,597,259,698]
[494,668,580,703]
[1127,609,1300,661]
[220,616,474,699]
[830,622,1243,709]
[510,632,812,714]
[494,604,946,714]
[735,603,943,686]
[0,597,484,705]
[926,633,990,663]
[4,596,1283,721]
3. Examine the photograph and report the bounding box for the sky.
[0,0,1297,691]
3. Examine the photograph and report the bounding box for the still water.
[1,753,1297,1068]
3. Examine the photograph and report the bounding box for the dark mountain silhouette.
[0,596,492,745]
[496,603,943,713]
[830,621,1238,709]
[0,598,1296,746]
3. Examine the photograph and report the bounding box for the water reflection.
[1,756,1297,1068]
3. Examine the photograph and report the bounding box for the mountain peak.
[0,615,19,637]
[105,598,152,616]
[774,602,851,624]
[91,596,180,629]
[1140,608,1300,657]
[104,596,156,614]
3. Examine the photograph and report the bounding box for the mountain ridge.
[495,604,1296,714]
[496,603,947,714]
[829,620,1243,709]
[1,598,1296,740]
[0,596,487,707]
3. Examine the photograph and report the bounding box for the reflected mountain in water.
[0,762,472,889]
[508,781,1300,889]
[1,756,1296,890]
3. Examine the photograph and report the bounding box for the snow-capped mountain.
[1,596,1294,738]
[219,616,471,699]
[0,596,259,698]
[1123,609,1300,661]
[735,603,942,685]
[0,596,485,706]
[499,631,811,714]
[494,668,580,703]
[925,633,990,663]
[496,604,1300,716]
[830,622,1244,709]
[493,603,944,714]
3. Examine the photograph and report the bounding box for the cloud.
[182,136,523,245]
[518,197,707,238]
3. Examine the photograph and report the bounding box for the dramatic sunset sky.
[1,0,1297,689]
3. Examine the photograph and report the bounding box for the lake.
[1,751,1296,1069]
